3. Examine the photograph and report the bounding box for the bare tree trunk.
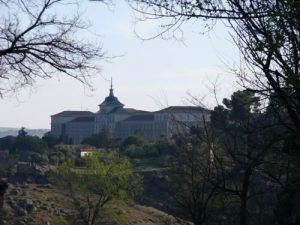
[0,180,8,225]
[240,167,252,225]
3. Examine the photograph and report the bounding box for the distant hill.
[0,127,49,138]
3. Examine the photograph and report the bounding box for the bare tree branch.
[127,0,300,134]
[0,0,105,97]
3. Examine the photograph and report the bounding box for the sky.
[0,1,240,129]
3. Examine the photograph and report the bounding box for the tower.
[94,80,127,136]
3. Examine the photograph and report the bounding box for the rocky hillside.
[1,183,190,225]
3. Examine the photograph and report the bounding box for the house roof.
[157,106,210,113]
[78,145,97,152]
[51,111,95,117]
[125,108,151,114]
[69,116,95,123]
[78,148,96,152]
[99,95,124,107]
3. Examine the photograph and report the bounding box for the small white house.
[77,146,97,158]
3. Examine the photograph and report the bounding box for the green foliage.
[0,135,16,152]
[124,144,159,158]
[48,153,60,166]
[171,131,219,225]
[121,137,175,172]
[160,215,175,225]
[51,151,142,225]
[210,105,229,129]
[120,135,145,151]
[121,1,300,221]
[15,135,48,154]
[208,90,288,225]
[0,157,17,177]
[0,128,49,155]
[222,90,260,122]
[47,145,80,166]
[123,140,175,160]
[155,137,175,155]
[17,127,27,138]
[100,202,129,225]
[29,152,49,165]
[274,138,300,225]
[81,128,111,148]
[42,132,60,148]
[123,145,144,158]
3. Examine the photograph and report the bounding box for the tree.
[222,90,260,121]
[171,132,219,225]
[127,0,300,134]
[170,90,288,225]
[211,90,288,225]
[15,130,48,154]
[81,128,111,148]
[29,151,49,165]
[0,180,9,223]
[0,0,105,96]
[42,132,60,148]
[155,136,175,155]
[120,134,146,152]
[51,151,142,225]
[0,135,16,152]
[17,127,27,138]
[124,2,299,223]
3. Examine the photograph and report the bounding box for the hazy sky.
[0,1,240,129]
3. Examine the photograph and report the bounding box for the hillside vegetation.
[1,183,189,225]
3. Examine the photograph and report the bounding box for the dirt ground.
[1,183,190,225]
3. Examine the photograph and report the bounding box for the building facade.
[51,83,211,144]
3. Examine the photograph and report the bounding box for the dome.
[100,94,124,107]
[99,80,124,108]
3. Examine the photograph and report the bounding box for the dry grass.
[4,183,190,225]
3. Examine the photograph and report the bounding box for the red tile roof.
[157,106,210,113]
[51,111,94,117]
[125,108,151,114]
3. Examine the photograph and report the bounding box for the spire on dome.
[99,78,124,108]
[109,77,114,96]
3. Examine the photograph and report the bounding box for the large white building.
[51,83,211,144]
